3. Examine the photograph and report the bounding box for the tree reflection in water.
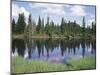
[12,38,96,63]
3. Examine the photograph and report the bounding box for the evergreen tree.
[73,20,76,36]
[36,16,41,33]
[32,20,36,33]
[28,14,33,38]
[41,18,44,33]
[13,13,95,39]
[82,16,86,37]
[12,18,16,33]
[82,16,85,32]
[61,17,65,34]
[16,13,26,34]
[91,22,96,35]
[73,20,76,27]
[45,16,50,35]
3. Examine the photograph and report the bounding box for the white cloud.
[30,3,87,16]
[12,3,29,18]
[31,3,64,9]
[42,6,66,15]
[30,3,66,16]
[69,5,86,16]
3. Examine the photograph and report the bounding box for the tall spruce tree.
[82,16,85,32]
[82,16,85,37]
[36,16,41,33]
[91,22,96,35]
[61,17,65,34]
[45,16,50,34]
[16,13,26,34]
[32,20,36,33]
[41,18,44,33]
[12,18,16,33]
[28,14,33,38]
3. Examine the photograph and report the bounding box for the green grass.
[11,56,96,74]
[67,56,96,70]
[12,56,69,74]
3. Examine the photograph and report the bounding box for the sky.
[12,1,96,27]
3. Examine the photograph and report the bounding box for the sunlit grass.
[67,56,96,70]
[11,56,96,74]
[12,56,69,74]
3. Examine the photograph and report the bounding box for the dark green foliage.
[12,14,96,39]
[61,17,65,34]
[82,16,85,34]
[41,18,45,33]
[16,13,26,34]
[24,14,36,38]
[45,16,50,35]
[12,18,16,33]
[36,16,41,33]
[92,22,96,35]
[28,14,33,38]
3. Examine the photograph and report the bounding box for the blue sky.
[12,1,96,27]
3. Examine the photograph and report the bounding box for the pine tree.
[16,13,26,34]
[28,14,33,38]
[61,17,65,34]
[91,22,96,35]
[45,16,50,34]
[36,16,41,33]
[41,18,44,33]
[82,16,85,32]
[32,20,36,34]
[12,18,16,33]
[82,16,85,37]
[73,20,77,35]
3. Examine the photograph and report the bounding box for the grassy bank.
[11,56,69,74]
[11,56,96,74]
[67,56,96,70]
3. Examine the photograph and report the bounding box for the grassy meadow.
[11,56,96,74]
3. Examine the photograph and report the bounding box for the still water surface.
[12,39,96,64]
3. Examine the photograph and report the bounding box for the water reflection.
[12,39,96,63]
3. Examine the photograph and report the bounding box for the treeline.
[12,13,96,39]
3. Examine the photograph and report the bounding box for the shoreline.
[12,34,96,40]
